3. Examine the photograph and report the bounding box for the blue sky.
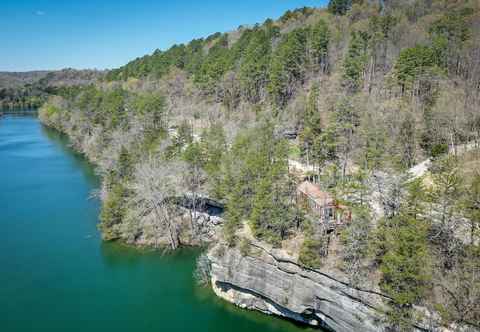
[1,0,327,72]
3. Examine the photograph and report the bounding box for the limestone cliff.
[207,243,390,332]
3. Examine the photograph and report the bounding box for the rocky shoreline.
[206,241,390,332]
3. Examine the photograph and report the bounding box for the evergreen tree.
[132,93,166,131]
[309,19,330,73]
[312,126,338,179]
[380,216,430,329]
[378,179,431,330]
[429,8,473,74]
[200,123,227,177]
[343,31,369,92]
[299,234,327,268]
[358,112,386,171]
[394,45,439,94]
[268,28,308,107]
[328,0,352,16]
[299,84,322,166]
[194,34,231,93]
[250,177,275,238]
[250,139,295,244]
[100,182,128,240]
[333,96,359,179]
[223,171,243,246]
[239,28,272,103]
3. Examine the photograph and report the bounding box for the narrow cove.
[0,115,313,332]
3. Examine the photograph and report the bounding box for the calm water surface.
[0,115,313,332]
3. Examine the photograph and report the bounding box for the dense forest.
[38,0,479,331]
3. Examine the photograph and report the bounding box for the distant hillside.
[0,69,104,109]
[0,71,50,89]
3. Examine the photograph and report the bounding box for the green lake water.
[0,115,314,332]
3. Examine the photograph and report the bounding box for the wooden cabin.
[296,181,351,229]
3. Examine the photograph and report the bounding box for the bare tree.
[373,170,407,219]
[436,248,480,330]
[128,156,185,249]
[342,208,372,287]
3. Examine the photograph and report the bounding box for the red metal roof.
[297,181,334,206]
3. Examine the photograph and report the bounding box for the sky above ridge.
[1,0,327,72]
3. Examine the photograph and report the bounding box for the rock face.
[207,244,390,332]
[131,210,224,247]
[192,212,224,243]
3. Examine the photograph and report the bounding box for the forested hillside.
[39,0,479,330]
[0,69,103,109]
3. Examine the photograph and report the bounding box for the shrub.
[431,143,449,159]
[299,236,325,268]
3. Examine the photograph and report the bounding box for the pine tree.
[239,28,272,103]
[223,189,242,247]
[394,45,438,94]
[268,28,308,107]
[380,216,430,329]
[378,179,431,330]
[310,19,330,73]
[299,84,322,167]
[194,34,231,93]
[250,177,275,239]
[328,0,352,16]
[99,182,128,240]
[333,96,359,179]
[343,31,369,92]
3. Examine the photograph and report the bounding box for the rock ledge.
[207,244,389,332]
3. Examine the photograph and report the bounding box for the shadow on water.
[194,284,317,331]
[40,123,100,188]
[98,241,201,267]
[100,240,317,331]
[193,283,318,332]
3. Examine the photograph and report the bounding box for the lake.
[0,115,313,332]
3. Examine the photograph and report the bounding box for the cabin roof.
[297,181,334,206]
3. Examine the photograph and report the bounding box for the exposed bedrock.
[207,244,390,332]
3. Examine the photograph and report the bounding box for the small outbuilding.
[296,181,351,229]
